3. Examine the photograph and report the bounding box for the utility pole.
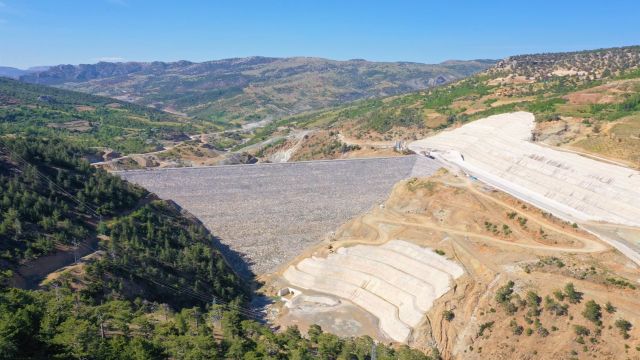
[98,314,105,339]
[52,283,60,302]
[194,308,200,335]
[371,342,377,360]
[72,239,79,263]
[211,297,221,330]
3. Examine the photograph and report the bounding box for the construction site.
[119,112,640,358]
[118,156,439,277]
[409,112,640,264]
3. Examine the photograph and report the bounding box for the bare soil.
[266,171,640,359]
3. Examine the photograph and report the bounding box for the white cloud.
[94,56,126,63]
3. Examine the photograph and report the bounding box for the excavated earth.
[409,112,640,265]
[268,172,640,358]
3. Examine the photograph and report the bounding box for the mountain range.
[17,57,495,126]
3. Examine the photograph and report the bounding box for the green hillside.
[0,287,435,360]
[0,138,245,304]
[21,57,494,126]
[0,137,435,360]
[0,78,215,154]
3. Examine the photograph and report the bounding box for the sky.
[1,0,639,68]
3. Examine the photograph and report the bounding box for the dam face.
[119,156,440,277]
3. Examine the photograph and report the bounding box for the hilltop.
[19,57,494,126]
[258,45,640,167]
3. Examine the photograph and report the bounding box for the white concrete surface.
[409,112,640,227]
[282,241,464,343]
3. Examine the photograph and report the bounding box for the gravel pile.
[118,156,439,277]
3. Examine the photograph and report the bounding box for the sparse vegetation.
[443,310,455,321]
[582,300,602,326]
[478,321,495,336]
[615,319,633,339]
[606,277,637,290]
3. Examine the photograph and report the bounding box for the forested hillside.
[0,137,435,359]
[0,138,245,302]
[20,57,494,126]
[0,78,213,154]
[0,286,435,359]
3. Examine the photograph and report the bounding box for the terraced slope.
[409,112,640,263]
[283,240,464,342]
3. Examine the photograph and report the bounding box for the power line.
[0,139,103,219]
[1,140,265,321]
[69,232,265,320]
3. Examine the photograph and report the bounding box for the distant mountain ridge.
[0,66,48,79]
[18,56,495,125]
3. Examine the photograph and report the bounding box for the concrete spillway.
[409,111,640,264]
[409,112,640,227]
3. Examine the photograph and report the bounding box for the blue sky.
[1,0,639,68]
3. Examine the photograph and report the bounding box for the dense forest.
[0,287,434,359]
[0,137,434,359]
[0,138,145,264]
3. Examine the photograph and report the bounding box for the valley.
[2,41,640,360]
[20,57,493,127]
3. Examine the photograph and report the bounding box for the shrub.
[615,319,632,338]
[573,325,590,336]
[605,302,616,314]
[495,281,515,303]
[526,291,541,308]
[478,321,495,336]
[564,283,583,304]
[537,327,549,337]
[545,297,569,316]
[443,310,455,321]
[582,300,602,325]
[510,319,524,335]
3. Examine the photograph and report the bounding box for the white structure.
[283,240,464,343]
[409,112,640,227]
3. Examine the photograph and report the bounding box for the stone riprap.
[118,156,439,276]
